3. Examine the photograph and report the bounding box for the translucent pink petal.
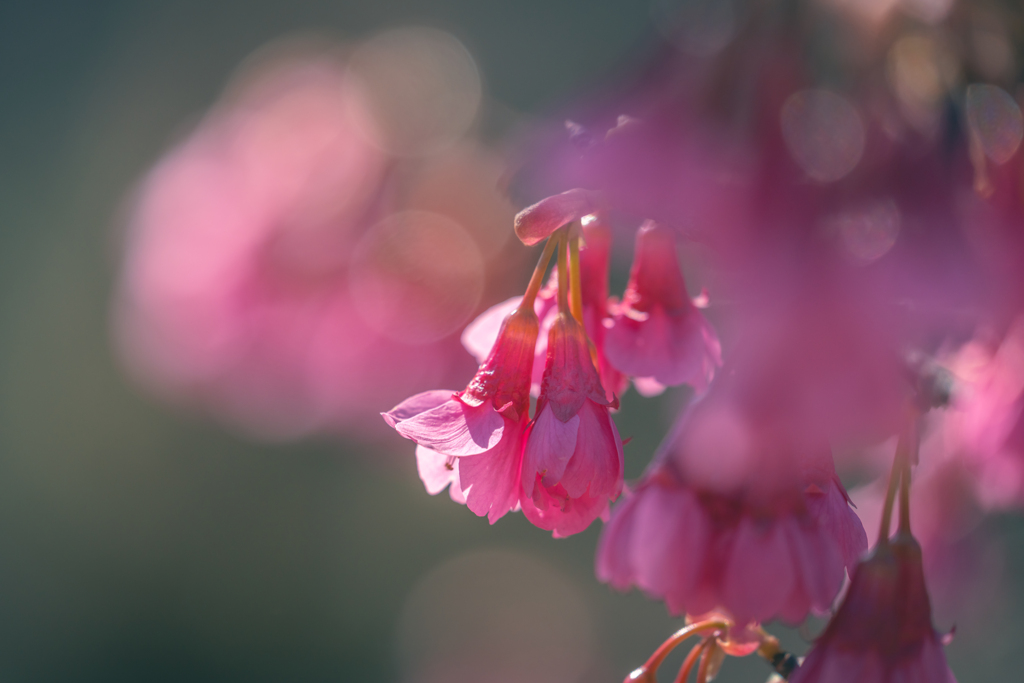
[722,518,795,624]
[521,483,608,537]
[394,399,504,456]
[559,400,619,499]
[631,485,707,610]
[604,307,721,391]
[783,518,845,618]
[382,389,457,428]
[522,405,579,496]
[460,296,522,364]
[415,445,463,500]
[595,492,639,590]
[459,420,525,524]
[807,478,869,572]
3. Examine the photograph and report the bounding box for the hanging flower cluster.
[384,1,1024,681]
[384,195,721,537]
[111,1,1024,681]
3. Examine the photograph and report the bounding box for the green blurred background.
[1,1,1022,681]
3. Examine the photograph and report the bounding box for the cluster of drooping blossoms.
[613,396,959,683]
[506,1,1024,680]
[384,190,722,536]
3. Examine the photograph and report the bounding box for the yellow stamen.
[522,236,560,310]
[568,224,585,326]
[556,228,570,315]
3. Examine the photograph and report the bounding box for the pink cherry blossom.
[790,535,957,683]
[604,221,721,394]
[597,371,866,625]
[383,306,538,523]
[520,312,624,537]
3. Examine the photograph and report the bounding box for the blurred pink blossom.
[114,51,516,439]
[604,221,721,395]
[790,535,957,683]
[597,370,866,625]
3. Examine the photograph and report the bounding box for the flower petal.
[522,405,580,495]
[415,445,463,499]
[460,420,526,524]
[382,389,457,428]
[395,398,504,456]
[722,518,795,624]
[461,296,522,364]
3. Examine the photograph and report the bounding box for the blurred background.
[1,1,1023,681]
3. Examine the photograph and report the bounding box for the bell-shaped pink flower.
[520,312,624,537]
[596,372,866,625]
[604,221,721,394]
[383,306,538,522]
[850,449,999,629]
[790,535,957,683]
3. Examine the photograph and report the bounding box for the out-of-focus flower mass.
[113,1,1024,681]
[115,31,518,440]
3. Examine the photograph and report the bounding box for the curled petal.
[382,389,457,428]
[394,398,504,456]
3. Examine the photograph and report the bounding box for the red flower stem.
[643,621,729,674]
[673,640,710,683]
[521,235,560,309]
[694,641,715,683]
[556,228,570,314]
[568,224,584,325]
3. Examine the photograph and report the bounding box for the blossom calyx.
[790,534,957,683]
[462,305,539,422]
[540,312,614,420]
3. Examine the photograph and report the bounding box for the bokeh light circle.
[349,210,484,345]
[781,89,865,182]
[348,27,482,156]
[966,83,1024,165]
